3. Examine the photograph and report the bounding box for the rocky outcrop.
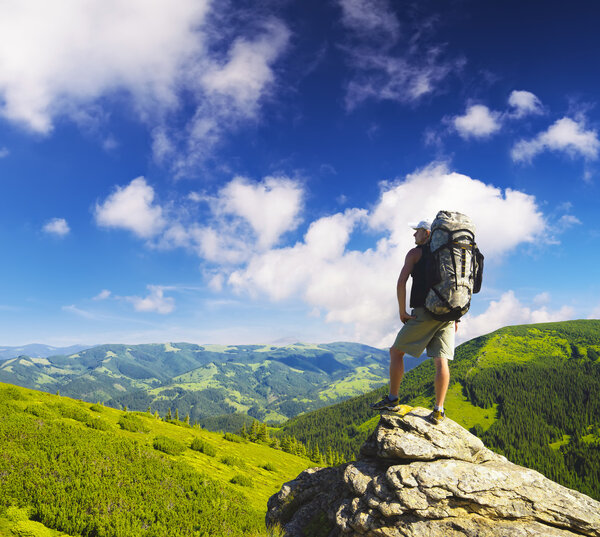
[266,406,600,537]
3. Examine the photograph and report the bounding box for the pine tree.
[184,414,190,425]
[166,408,172,421]
[175,408,179,421]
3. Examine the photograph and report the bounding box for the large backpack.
[424,210,484,321]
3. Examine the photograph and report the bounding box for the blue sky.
[0,0,598,348]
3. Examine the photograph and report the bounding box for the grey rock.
[267,406,600,537]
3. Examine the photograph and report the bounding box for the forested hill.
[0,341,403,424]
[276,319,600,501]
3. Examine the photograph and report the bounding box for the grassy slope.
[0,382,311,536]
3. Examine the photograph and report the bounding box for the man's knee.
[434,356,449,369]
[390,346,405,361]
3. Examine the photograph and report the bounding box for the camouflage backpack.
[424,210,484,321]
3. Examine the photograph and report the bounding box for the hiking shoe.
[370,395,400,411]
[428,409,445,424]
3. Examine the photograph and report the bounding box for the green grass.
[442,383,497,432]
[0,382,312,535]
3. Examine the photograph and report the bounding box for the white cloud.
[228,164,548,346]
[512,117,600,162]
[43,217,70,237]
[458,291,575,344]
[95,177,166,239]
[0,147,9,158]
[533,292,551,305]
[125,285,175,314]
[200,19,290,115]
[93,289,112,301]
[557,214,582,229]
[216,176,303,249]
[337,0,461,109]
[369,163,545,257]
[508,90,543,118]
[453,104,502,139]
[0,1,290,175]
[337,0,400,39]
[0,0,209,133]
[97,174,304,265]
[161,19,290,174]
[62,304,97,320]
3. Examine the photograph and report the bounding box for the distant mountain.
[276,319,600,500]
[0,341,423,424]
[0,343,90,361]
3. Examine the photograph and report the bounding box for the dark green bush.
[190,438,217,457]
[153,436,185,455]
[224,432,244,443]
[230,474,253,487]
[220,455,246,468]
[86,418,111,431]
[118,414,149,433]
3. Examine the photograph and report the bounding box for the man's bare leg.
[389,346,405,396]
[433,356,450,409]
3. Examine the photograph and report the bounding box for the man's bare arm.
[397,247,421,323]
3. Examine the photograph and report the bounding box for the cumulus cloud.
[337,0,461,109]
[216,176,303,250]
[125,285,175,314]
[228,163,548,346]
[453,104,502,139]
[0,1,290,174]
[95,177,166,239]
[508,90,543,118]
[458,291,575,344]
[43,217,70,237]
[512,117,600,162]
[96,174,303,263]
[0,0,209,133]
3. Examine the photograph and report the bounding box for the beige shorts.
[391,307,455,360]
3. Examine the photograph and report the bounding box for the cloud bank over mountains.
[93,163,559,345]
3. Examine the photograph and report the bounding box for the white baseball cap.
[410,220,431,231]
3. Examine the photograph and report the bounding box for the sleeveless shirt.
[409,243,430,308]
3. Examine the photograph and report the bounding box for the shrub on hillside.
[190,438,217,457]
[224,432,244,443]
[24,405,53,419]
[90,403,103,412]
[86,418,111,431]
[10,519,53,537]
[153,436,185,455]
[53,403,90,423]
[230,474,253,487]
[261,462,277,472]
[220,455,246,468]
[118,414,149,433]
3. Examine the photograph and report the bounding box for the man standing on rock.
[371,220,456,423]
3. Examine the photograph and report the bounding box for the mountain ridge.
[0,341,423,425]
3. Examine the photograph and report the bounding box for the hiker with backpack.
[371,211,483,424]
